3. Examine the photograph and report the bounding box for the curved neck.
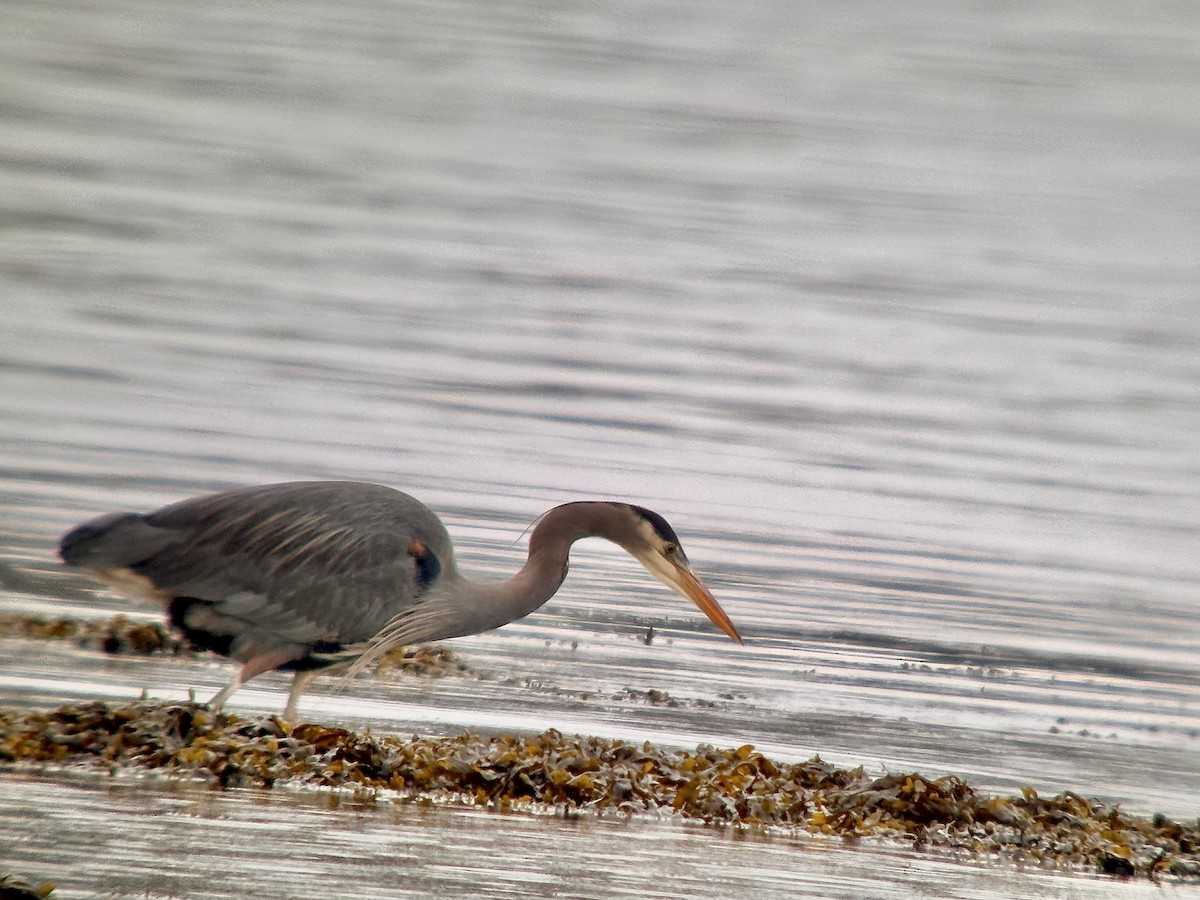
[528,501,629,568]
[351,503,650,674]
[440,502,633,638]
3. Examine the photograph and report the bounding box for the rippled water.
[2,0,1198,897]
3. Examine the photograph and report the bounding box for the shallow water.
[3,774,1178,900]
[1,0,1198,896]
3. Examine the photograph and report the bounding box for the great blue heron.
[58,481,742,719]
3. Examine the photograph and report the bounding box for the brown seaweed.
[0,614,469,676]
[1,700,1196,881]
[0,874,56,899]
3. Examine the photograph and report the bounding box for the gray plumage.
[59,481,742,719]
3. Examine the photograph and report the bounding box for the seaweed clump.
[0,874,56,899]
[1,700,1197,881]
[372,643,472,678]
[0,614,188,657]
[0,614,470,677]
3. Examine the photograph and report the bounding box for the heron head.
[621,505,743,644]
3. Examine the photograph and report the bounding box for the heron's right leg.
[281,669,321,722]
[206,648,303,712]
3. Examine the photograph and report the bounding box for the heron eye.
[663,542,678,556]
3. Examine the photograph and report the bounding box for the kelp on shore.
[1,700,1196,882]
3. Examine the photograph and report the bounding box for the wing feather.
[61,482,455,658]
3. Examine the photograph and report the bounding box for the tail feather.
[58,512,173,569]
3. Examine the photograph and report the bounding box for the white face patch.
[634,547,685,595]
[637,518,665,553]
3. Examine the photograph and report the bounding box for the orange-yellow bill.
[674,567,743,643]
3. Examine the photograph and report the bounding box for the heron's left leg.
[207,672,246,712]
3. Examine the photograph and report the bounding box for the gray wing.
[59,482,454,657]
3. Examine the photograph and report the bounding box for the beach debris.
[0,874,56,899]
[0,614,469,677]
[0,613,187,656]
[0,700,1196,881]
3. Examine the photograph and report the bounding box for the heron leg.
[205,648,304,713]
[207,672,245,712]
[282,669,320,722]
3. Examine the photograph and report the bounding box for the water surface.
[1,0,1198,896]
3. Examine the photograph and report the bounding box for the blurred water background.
[1,0,1197,897]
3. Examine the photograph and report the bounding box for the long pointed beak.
[673,565,743,643]
[639,552,743,643]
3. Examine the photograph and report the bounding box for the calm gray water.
[1,0,1198,897]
